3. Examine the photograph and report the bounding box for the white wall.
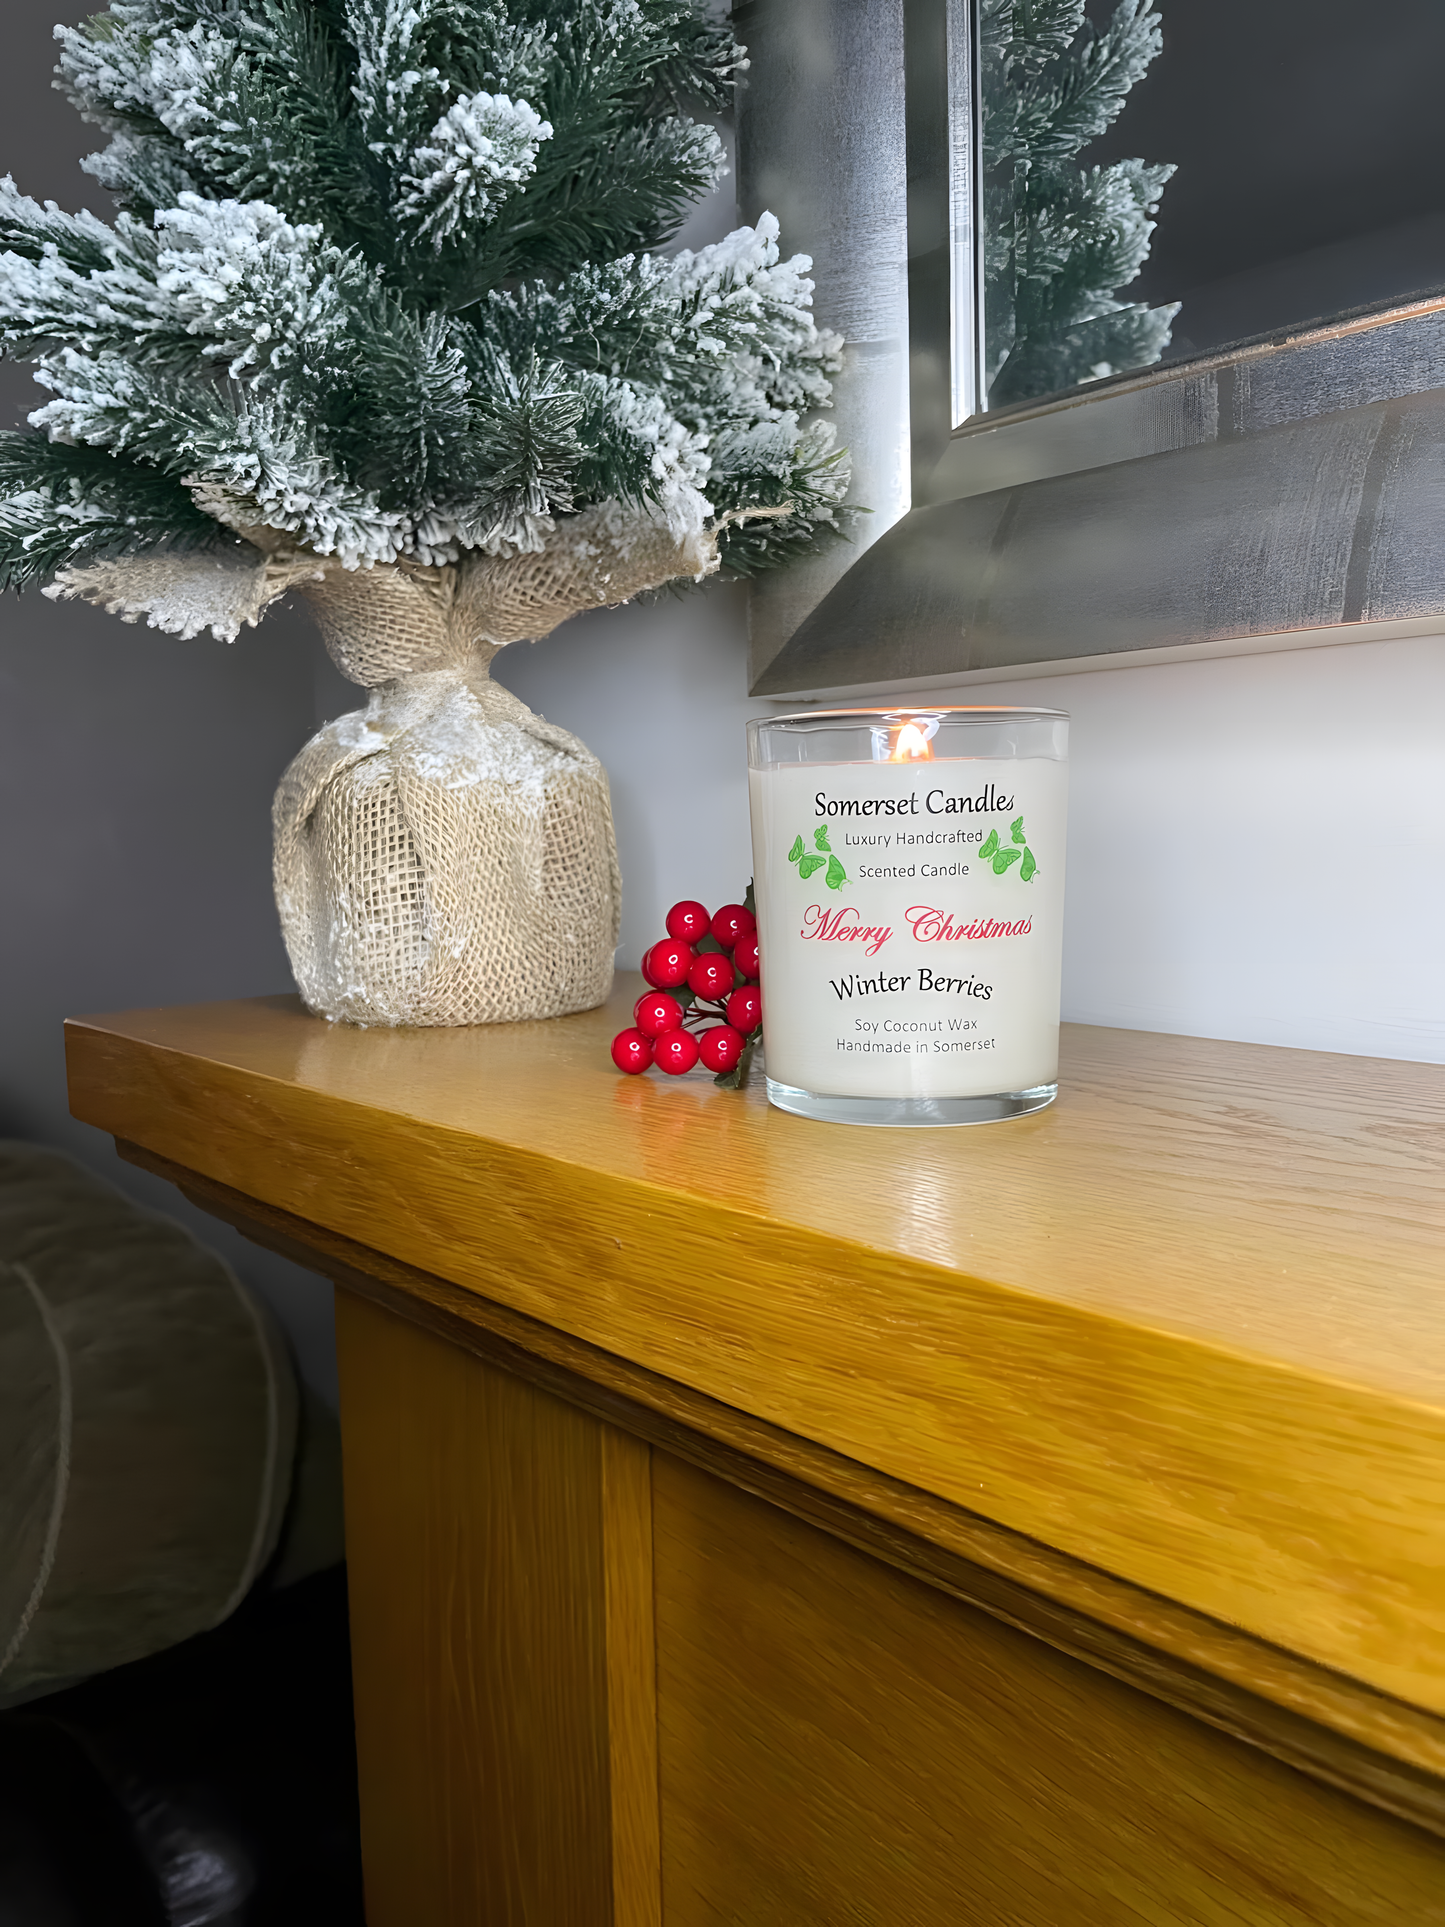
[944,636,1445,1062]
[497,613,1445,1067]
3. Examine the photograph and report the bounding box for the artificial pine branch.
[0,501,229,593]
[0,430,243,591]
[712,431,854,577]
[0,179,119,273]
[178,3,365,237]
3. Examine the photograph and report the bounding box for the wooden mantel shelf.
[66,986,1445,1782]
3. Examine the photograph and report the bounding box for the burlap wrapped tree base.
[279,558,645,1027]
[273,647,621,1028]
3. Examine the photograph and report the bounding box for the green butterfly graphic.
[786,828,848,889]
[978,817,1037,880]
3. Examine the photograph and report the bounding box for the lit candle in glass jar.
[746,707,1069,1126]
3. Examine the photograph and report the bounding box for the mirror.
[739,0,1445,697]
[978,0,1445,417]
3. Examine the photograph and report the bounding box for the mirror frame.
[739,0,1445,698]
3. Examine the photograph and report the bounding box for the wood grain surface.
[335,1290,660,1927]
[652,1455,1445,1926]
[66,990,1445,1710]
[118,1141,1445,1825]
[602,1426,663,1927]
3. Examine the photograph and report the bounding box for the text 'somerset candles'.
[746,708,1069,1127]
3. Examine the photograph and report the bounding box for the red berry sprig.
[612,886,762,1087]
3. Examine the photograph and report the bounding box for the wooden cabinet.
[335,1298,655,1927]
[651,1455,1442,1927]
[66,987,1445,1923]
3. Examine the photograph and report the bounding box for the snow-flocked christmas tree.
[982,0,1178,408]
[0,0,847,622]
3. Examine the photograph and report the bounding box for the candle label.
[749,758,1068,1098]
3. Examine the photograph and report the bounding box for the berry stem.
[682,997,730,1030]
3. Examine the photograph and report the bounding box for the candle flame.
[889,721,935,762]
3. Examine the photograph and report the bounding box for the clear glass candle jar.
[747,707,1069,1126]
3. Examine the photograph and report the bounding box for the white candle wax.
[748,716,1068,1123]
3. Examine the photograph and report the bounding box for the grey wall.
[0,2,340,1402]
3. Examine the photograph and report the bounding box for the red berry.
[726,985,762,1035]
[642,937,693,988]
[698,1024,746,1073]
[665,899,711,943]
[688,952,735,1001]
[710,903,756,950]
[611,1028,654,1074]
[733,931,760,979]
[653,1029,700,1075]
[634,992,683,1038]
